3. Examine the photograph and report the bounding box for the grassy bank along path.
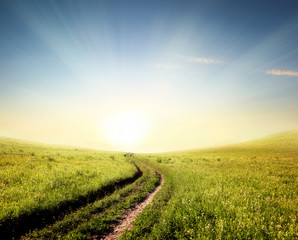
[21,158,160,239]
[98,166,164,240]
[121,129,298,239]
[0,137,157,239]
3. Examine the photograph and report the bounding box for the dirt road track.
[95,166,164,240]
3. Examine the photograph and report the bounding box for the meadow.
[1,130,297,239]
[0,137,159,239]
[123,130,298,239]
[23,160,159,240]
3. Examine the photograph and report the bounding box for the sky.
[0,0,298,152]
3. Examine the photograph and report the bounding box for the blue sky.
[0,0,298,152]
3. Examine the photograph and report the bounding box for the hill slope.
[235,129,298,150]
[0,137,138,238]
[122,129,298,239]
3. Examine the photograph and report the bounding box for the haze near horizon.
[1,0,298,152]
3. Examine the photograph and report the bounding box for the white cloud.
[181,55,222,64]
[266,69,298,77]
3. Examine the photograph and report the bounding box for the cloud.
[181,55,222,64]
[266,69,298,77]
[154,64,181,69]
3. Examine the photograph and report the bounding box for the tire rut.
[95,166,164,240]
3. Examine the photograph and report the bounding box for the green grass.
[121,129,298,239]
[24,160,160,240]
[1,130,297,239]
[0,137,138,238]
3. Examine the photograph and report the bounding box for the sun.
[101,111,150,148]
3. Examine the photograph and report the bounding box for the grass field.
[122,130,298,239]
[0,137,159,239]
[24,161,159,240]
[1,130,297,239]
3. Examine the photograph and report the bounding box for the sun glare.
[101,111,150,148]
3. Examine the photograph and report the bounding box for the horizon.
[1,0,298,152]
[1,127,297,153]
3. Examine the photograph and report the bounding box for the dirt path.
[96,167,164,240]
